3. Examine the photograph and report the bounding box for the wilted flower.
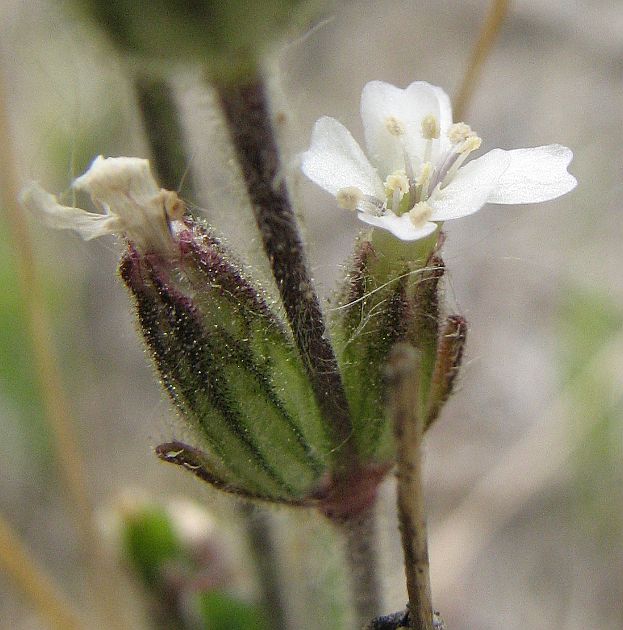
[301,80,577,241]
[20,155,333,505]
[20,155,185,253]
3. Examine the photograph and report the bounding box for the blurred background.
[1,0,622,628]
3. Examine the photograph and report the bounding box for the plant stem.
[386,345,433,630]
[340,507,383,628]
[0,513,84,630]
[0,55,126,630]
[215,74,356,472]
[453,0,510,121]
[134,74,192,195]
[133,73,297,628]
[241,503,290,630]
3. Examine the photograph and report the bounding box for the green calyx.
[120,218,331,503]
[331,239,409,461]
[120,215,466,510]
[331,230,467,461]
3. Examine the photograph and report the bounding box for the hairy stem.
[134,74,191,194]
[134,74,298,628]
[386,345,433,630]
[340,507,383,628]
[215,75,356,472]
[241,504,290,630]
[454,0,510,121]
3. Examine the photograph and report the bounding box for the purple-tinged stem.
[215,76,356,474]
[386,345,434,630]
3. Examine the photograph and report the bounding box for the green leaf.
[196,591,269,630]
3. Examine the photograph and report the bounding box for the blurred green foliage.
[122,505,184,587]
[122,504,269,629]
[44,110,129,183]
[197,592,269,630]
[74,0,329,82]
[0,228,66,459]
[0,102,128,466]
[558,288,623,543]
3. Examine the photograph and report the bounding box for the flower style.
[301,81,577,241]
[19,156,185,253]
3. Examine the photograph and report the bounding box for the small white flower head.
[19,156,184,253]
[301,81,577,241]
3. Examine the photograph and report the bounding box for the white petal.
[361,80,451,174]
[357,211,438,241]
[425,83,453,138]
[300,116,384,198]
[431,149,511,221]
[73,155,159,201]
[19,182,121,240]
[486,145,577,204]
[417,83,453,155]
[73,155,173,252]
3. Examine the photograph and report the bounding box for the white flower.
[19,156,185,253]
[301,81,577,241]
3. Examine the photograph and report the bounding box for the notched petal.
[431,149,511,221]
[361,80,452,172]
[486,145,577,204]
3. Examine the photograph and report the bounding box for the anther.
[448,122,476,145]
[385,116,406,137]
[336,186,364,211]
[409,202,433,228]
[160,189,186,221]
[460,135,482,154]
[384,171,409,196]
[421,115,440,140]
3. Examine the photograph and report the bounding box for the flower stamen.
[385,116,406,137]
[442,135,482,187]
[448,122,476,145]
[384,170,410,213]
[160,189,186,221]
[414,162,433,203]
[336,186,364,211]
[409,201,433,228]
[421,114,440,163]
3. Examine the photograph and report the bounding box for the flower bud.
[21,155,333,505]
[117,496,269,628]
[120,218,332,502]
[332,238,410,462]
